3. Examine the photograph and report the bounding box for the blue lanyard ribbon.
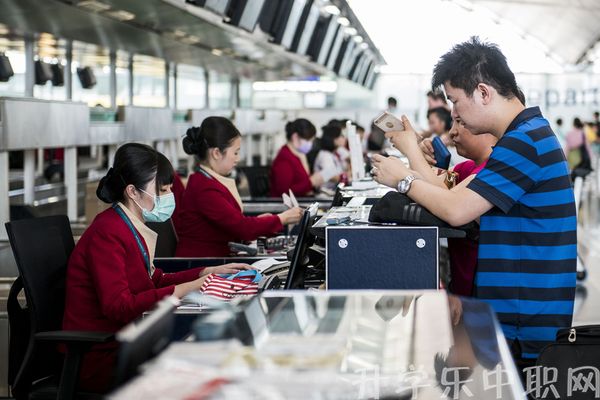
[112,204,152,277]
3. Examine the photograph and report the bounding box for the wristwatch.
[397,175,418,194]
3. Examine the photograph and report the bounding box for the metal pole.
[204,69,210,109]
[24,36,35,97]
[0,151,10,240]
[64,147,78,221]
[109,50,117,109]
[173,63,178,110]
[23,150,36,204]
[165,61,170,108]
[66,40,73,100]
[128,53,134,105]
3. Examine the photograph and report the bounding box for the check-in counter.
[110,290,525,399]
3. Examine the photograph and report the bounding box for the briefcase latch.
[568,328,576,343]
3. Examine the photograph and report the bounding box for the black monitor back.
[284,211,316,290]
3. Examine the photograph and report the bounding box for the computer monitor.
[284,203,319,290]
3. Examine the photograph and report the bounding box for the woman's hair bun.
[183,126,205,156]
[96,167,118,203]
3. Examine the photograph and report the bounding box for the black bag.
[536,325,600,399]
[368,191,478,239]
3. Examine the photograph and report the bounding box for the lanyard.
[195,166,213,179]
[112,204,152,277]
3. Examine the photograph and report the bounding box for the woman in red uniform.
[62,143,248,392]
[270,118,325,197]
[175,117,303,257]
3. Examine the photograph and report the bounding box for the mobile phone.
[432,136,451,170]
[373,111,405,132]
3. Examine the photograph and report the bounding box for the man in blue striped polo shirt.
[371,37,576,374]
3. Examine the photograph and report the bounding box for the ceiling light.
[211,49,223,56]
[77,0,111,12]
[104,10,135,21]
[337,17,350,26]
[323,5,340,15]
[353,35,363,43]
[360,42,369,49]
[344,27,357,36]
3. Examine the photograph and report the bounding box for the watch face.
[398,180,408,193]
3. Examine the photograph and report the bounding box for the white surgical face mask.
[133,189,175,223]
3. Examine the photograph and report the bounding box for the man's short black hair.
[387,97,397,107]
[432,36,519,100]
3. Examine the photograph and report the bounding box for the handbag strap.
[112,204,152,277]
[219,269,262,283]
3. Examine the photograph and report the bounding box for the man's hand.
[371,154,410,188]
[384,116,421,155]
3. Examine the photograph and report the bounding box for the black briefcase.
[535,325,600,399]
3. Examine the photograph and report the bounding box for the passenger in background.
[387,96,398,113]
[176,117,302,257]
[63,143,250,392]
[426,89,449,111]
[427,107,467,166]
[270,118,325,197]
[565,117,592,171]
[554,117,565,149]
[314,124,348,191]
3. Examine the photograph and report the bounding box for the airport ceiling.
[472,0,600,64]
[0,0,383,86]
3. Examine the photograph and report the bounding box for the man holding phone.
[371,37,576,375]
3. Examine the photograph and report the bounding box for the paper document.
[282,189,299,209]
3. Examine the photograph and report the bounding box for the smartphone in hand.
[373,111,405,132]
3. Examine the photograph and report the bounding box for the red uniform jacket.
[171,173,186,232]
[270,145,313,197]
[175,169,283,257]
[63,207,204,392]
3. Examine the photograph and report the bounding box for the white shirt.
[314,150,343,189]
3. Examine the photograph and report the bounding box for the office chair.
[6,216,113,400]
[239,166,271,198]
[113,296,178,388]
[146,219,179,257]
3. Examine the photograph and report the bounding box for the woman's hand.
[200,263,253,277]
[278,207,304,225]
[173,275,208,298]
[419,139,437,165]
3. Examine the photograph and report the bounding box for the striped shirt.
[467,107,577,359]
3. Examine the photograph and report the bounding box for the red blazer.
[270,145,313,197]
[63,207,204,391]
[171,173,186,232]
[175,169,283,257]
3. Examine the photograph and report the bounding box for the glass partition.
[176,63,206,110]
[132,54,166,108]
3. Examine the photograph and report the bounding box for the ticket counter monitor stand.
[109,290,525,400]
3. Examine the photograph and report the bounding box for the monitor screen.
[317,18,339,65]
[280,0,307,49]
[205,0,231,15]
[306,15,331,61]
[284,203,319,290]
[326,28,345,70]
[226,0,266,32]
[291,1,317,54]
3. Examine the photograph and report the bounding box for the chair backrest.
[239,166,271,198]
[5,215,74,394]
[114,296,178,387]
[146,219,178,257]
